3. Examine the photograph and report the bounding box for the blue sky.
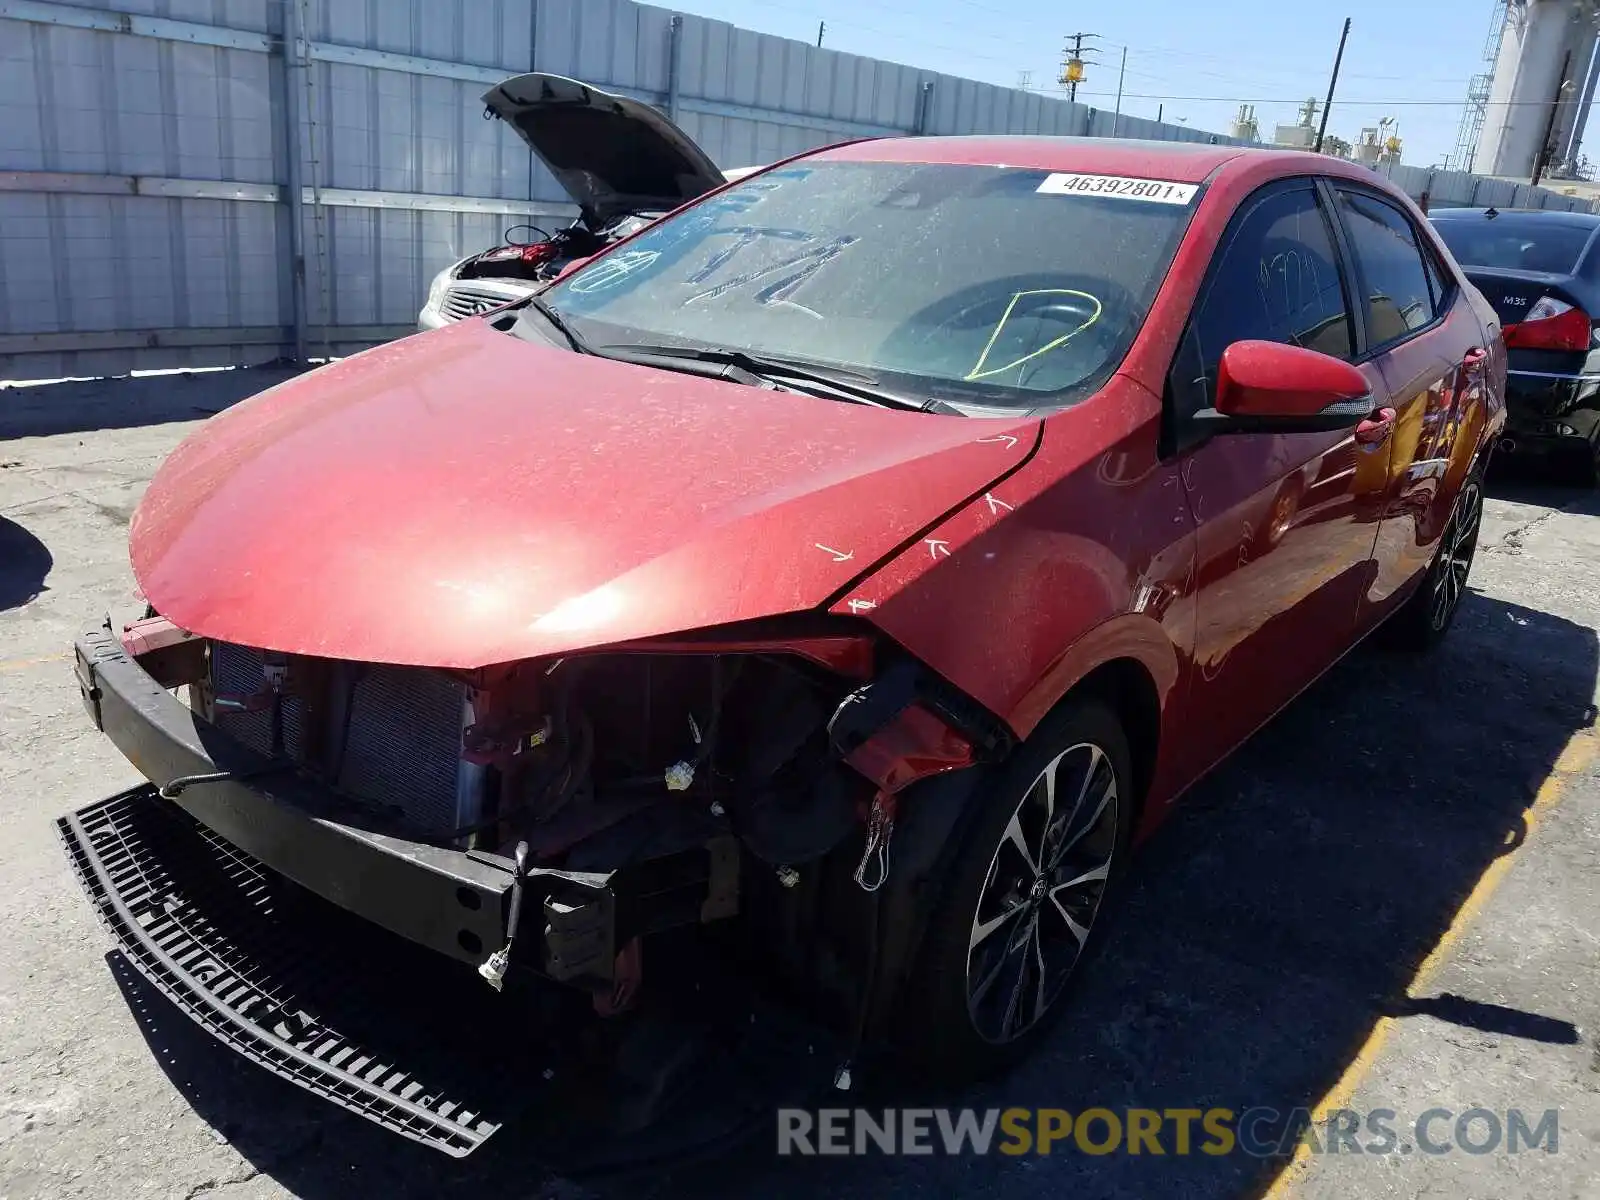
[663,0,1507,169]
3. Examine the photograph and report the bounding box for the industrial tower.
[1472,0,1600,180]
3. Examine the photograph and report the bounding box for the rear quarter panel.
[1419,217,1508,458]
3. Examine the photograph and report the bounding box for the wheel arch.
[1061,656,1163,832]
[1004,613,1180,827]
[871,653,1159,1061]
[865,627,1177,1041]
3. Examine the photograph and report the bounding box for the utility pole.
[816,20,825,47]
[1059,32,1100,103]
[1314,17,1351,154]
[1112,46,1127,136]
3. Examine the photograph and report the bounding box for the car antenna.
[1484,206,1499,219]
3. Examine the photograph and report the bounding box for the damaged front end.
[64,610,1006,1155]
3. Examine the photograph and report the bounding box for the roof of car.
[815,135,1357,183]
[1429,206,1600,226]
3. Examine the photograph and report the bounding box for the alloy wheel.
[1430,479,1482,632]
[965,742,1119,1045]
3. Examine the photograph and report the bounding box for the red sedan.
[65,136,1502,1150]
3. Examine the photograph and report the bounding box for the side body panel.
[833,376,1197,815]
[1362,300,1485,618]
[1173,401,1393,781]
[1326,186,1500,625]
[850,153,1506,840]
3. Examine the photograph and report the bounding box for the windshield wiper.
[593,343,959,414]
[520,295,592,354]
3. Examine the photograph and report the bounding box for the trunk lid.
[1460,265,1585,329]
[1460,266,1598,389]
[481,73,726,228]
[130,321,1039,668]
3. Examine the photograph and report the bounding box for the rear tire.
[1383,470,1484,652]
[898,696,1135,1082]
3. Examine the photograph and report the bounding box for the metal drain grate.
[56,788,501,1156]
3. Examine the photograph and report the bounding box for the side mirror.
[1204,340,1374,433]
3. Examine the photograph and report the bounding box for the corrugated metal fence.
[1383,160,1594,212]
[0,0,1592,382]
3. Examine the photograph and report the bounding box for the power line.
[1029,28,1478,86]
[1074,37,1475,88]
[1064,91,1571,108]
[661,0,1498,133]
[723,0,1036,68]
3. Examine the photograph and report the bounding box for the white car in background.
[420,73,759,330]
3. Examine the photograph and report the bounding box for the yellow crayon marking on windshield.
[964,289,1103,382]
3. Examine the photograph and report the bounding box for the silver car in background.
[420,73,757,329]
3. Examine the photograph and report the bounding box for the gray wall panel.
[633,4,672,94]
[0,194,56,335]
[0,22,46,169]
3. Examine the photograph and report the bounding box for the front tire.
[900,697,1135,1081]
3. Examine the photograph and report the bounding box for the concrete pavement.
[1,367,1597,1199]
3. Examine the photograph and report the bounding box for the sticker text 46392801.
[1036,173,1198,205]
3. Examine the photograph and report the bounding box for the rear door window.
[1420,239,1452,310]
[1334,189,1438,350]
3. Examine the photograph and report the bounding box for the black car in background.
[1430,207,1600,482]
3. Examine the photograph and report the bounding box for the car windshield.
[1431,214,1597,275]
[541,159,1199,408]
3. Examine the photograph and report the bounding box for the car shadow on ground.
[0,517,53,611]
[1487,455,1600,515]
[0,364,306,440]
[105,585,1597,1200]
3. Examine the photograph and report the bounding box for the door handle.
[1453,348,1488,412]
[1354,407,1397,446]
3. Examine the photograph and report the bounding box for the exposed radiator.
[209,643,467,837]
[208,641,309,760]
[337,664,468,836]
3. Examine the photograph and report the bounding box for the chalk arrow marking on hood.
[927,539,952,559]
[816,543,854,563]
[977,434,1020,449]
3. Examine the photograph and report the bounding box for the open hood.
[130,321,1038,668]
[482,73,726,227]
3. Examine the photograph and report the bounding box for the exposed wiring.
[834,868,884,1092]
[504,222,553,246]
[445,712,592,841]
[158,763,288,799]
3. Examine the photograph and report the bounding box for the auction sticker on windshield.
[1036,173,1198,204]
